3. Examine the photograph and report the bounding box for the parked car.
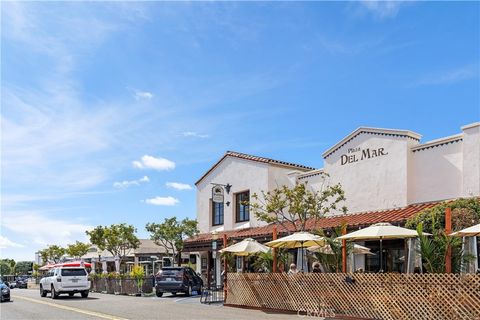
[15,276,29,289]
[155,267,203,297]
[0,280,10,302]
[39,267,90,299]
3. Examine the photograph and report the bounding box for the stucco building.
[184,122,479,281]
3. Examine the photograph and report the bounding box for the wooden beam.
[223,233,228,301]
[445,207,452,273]
[342,225,347,273]
[272,225,278,273]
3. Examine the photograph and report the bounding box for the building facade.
[185,122,480,280]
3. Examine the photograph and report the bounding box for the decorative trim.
[195,151,315,185]
[411,134,463,153]
[323,127,422,159]
[297,169,325,180]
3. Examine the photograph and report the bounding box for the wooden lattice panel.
[225,273,480,320]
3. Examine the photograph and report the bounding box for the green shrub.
[406,198,480,233]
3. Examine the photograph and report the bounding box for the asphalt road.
[2,289,296,320]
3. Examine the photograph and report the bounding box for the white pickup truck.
[40,267,90,299]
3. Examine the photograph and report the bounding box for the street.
[2,289,295,320]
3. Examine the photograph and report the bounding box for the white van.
[40,267,90,299]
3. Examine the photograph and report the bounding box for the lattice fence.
[225,273,480,320]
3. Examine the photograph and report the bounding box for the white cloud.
[128,87,154,100]
[1,211,93,247]
[413,64,478,86]
[166,182,192,191]
[0,236,25,249]
[144,196,179,206]
[360,1,407,19]
[113,176,150,189]
[133,155,176,171]
[182,131,210,138]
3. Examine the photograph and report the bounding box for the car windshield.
[61,268,87,276]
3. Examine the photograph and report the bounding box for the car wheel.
[171,292,176,296]
[155,291,163,297]
[81,291,89,298]
[51,285,59,299]
[185,285,192,297]
[68,293,74,297]
[40,285,47,297]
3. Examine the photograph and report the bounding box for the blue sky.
[1,1,479,261]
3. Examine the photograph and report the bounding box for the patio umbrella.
[219,238,270,256]
[451,224,480,273]
[450,224,480,237]
[265,232,326,271]
[337,223,428,272]
[39,264,56,271]
[307,243,374,255]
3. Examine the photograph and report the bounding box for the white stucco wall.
[319,133,416,214]
[410,141,463,204]
[462,123,480,197]
[196,157,270,234]
[268,166,298,191]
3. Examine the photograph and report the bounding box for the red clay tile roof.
[195,151,316,185]
[184,200,442,247]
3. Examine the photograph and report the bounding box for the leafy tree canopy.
[251,179,347,233]
[66,241,91,260]
[14,261,33,275]
[38,245,66,264]
[0,262,12,275]
[86,223,140,261]
[146,217,198,263]
[406,198,480,233]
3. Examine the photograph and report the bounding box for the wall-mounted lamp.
[225,183,232,194]
[226,201,230,207]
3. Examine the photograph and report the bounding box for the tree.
[66,241,91,260]
[406,198,480,273]
[405,198,480,233]
[250,179,347,233]
[313,226,353,273]
[0,262,12,275]
[38,245,66,264]
[416,223,471,273]
[86,223,140,272]
[14,261,33,275]
[146,217,198,266]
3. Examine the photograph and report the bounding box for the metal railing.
[200,285,224,304]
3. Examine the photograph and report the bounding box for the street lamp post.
[211,231,218,288]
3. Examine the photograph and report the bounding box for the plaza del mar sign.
[340,147,388,165]
[212,185,224,203]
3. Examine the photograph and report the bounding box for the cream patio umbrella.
[265,232,326,272]
[308,243,374,272]
[337,223,429,273]
[219,238,270,256]
[307,243,374,255]
[450,224,480,273]
[450,224,480,237]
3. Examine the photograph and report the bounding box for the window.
[61,268,87,276]
[236,191,250,222]
[212,201,224,226]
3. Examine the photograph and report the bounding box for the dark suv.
[15,276,29,289]
[155,267,203,297]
